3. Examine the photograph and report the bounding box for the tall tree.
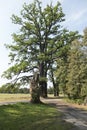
[81,28,87,100]
[53,31,80,96]
[55,58,68,95]
[2,0,79,100]
[66,40,82,99]
[66,37,87,101]
[2,0,66,98]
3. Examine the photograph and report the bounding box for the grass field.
[0,93,30,103]
[0,102,73,130]
[0,94,56,103]
[0,94,75,130]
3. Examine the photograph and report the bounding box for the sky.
[0,0,87,86]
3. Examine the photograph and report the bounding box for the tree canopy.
[54,28,87,103]
[2,0,81,99]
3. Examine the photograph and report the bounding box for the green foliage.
[55,58,68,94]
[3,0,75,98]
[65,98,83,105]
[54,27,87,102]
[2,0,67,92]
[2,0,85,100]
[66,40,82,99]
[65,29,87,101]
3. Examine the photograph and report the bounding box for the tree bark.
[39,62,47,98]
[30,74,41,103]
[40,81,47,98]
[53,84,59,96]
[53,80,59,97]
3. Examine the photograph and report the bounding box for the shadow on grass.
[0,102,73,130]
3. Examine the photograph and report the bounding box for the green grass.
[0,102,73,130]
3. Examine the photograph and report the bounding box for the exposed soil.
[42,98,87,130]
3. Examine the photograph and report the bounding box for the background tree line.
[0,84,29,94]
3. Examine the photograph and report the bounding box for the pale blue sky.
[0,0,87,85]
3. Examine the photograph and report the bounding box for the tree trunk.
[39,62,47,98]
[30,74,41,103]
[40,81,47,98]
[53,82,59,97]
[54,85,57,96]
[54,84,59,96]
[56,85,59,96]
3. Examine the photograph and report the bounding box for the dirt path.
[0,100,29,106]
[42,98,87,130]
[0,98,87,130]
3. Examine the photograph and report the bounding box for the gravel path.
[42,98,87,130]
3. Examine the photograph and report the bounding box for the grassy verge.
[0,102,73,130]
[64,97,87,110]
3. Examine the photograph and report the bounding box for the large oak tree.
[2,0,79,101]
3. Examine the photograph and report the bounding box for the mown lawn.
[0,102,74,130]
